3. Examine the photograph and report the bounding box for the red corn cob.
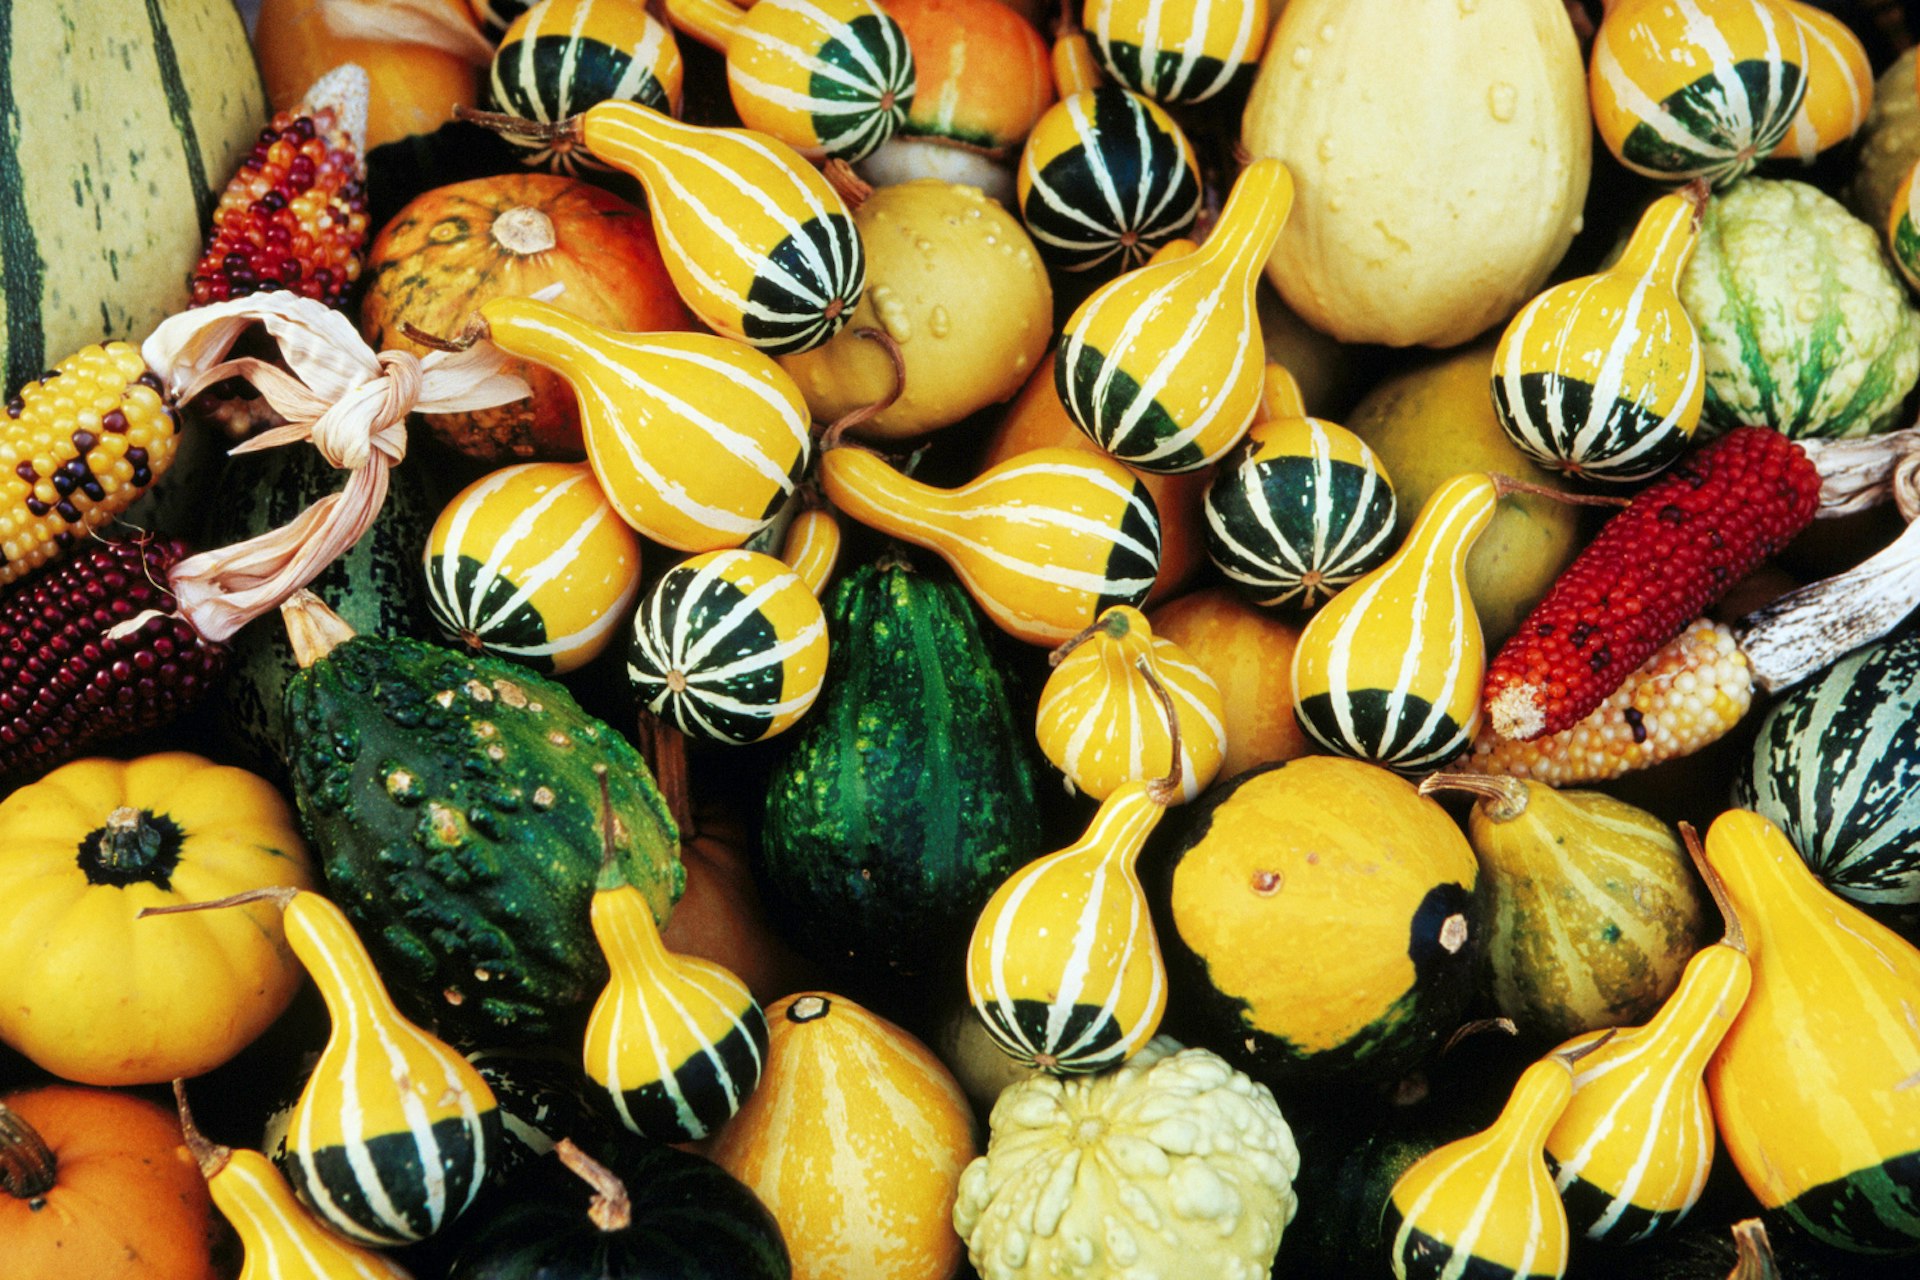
[0,535,227,779]
[190,65,371,308]
[1485,426,1819,741]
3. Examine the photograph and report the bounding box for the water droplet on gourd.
[1317,135,1336,163]
[1317,22,1335,42]
[1488,82,1517,122]
[1289,44,1311,69]
[929,306,951,338]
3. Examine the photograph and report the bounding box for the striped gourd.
[1590,0,1808,187]
[1891,158,1920,294]
[666,0,914,163]
[1202,364,1398,610]
[488,0,684,175]
[1492,189,1706,484]
[583,816,767,1142]
[1703,810,1920,1254]
[1034,604,1225,801]
[471,296,810,552]
[966,775,1172,1075]
[1056,159,1294,474]
[819,444,1162,646]
[1082,0,1266,106]
[1291,474,1496,777]
[1734,631,1920,906]
[425,461,641,675]
[1386,1053,1578,1280]
[626,548,830,745]
[779,504,840,598]
[1770,1,1872,162]
[571,99,865,354]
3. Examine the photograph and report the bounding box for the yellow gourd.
[779,506,841,597]
[1081,0,1267,105]
[1771,1,1873,162]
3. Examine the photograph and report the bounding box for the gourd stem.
[1136,658,1185,807]
[1679,821,1747,953]
[554,1139,633,1233]
[1728,1218,1780,1280]
[822,159,873,211]
[401,313,492,354]
[0,1100,57,1201]
[1440,1016,1517,1057]
[138,885,301,920]
[1555,1026,1618,1068]
[634,713,692,836]
[83,806,182,882]
[491,206,558,257]
[172,1080,231,1181]
[819,329,908,447]
[454,103,585,147]
[1418,771,1530,822]
[1489,473,1631,508]
[1047,608,1130,667]
[280,590,359,669]
[787,994,832,1023]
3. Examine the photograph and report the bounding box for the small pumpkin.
[1148,586,1309,781]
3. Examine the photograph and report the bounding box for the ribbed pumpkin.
[1082,0,1266,105]
[711,992,977,1280]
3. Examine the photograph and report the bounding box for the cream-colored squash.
[1241,0,1590,348]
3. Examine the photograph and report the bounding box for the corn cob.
[0,535,227,779]
[1,343,181,586]
[1485,427,1818,741]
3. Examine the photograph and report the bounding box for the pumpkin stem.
[818,328,907,448]
[454,104,585,148]
[1136,657,1186,808]
[0,1099,58,1202]
[1418,771,1530,822]
[281,589,359,668]
[633,713,692,837]
[492,205,558,257]
[554,1138,633,1233]
[401,310,493,354]
[822,158,873,210]
[787,994,832,1023]
[1488,473,1631,508]
[1728,1218,1780,1280]
[139,885,301,920]
[1679,821,1747,953]
[172,1080,231,1181]
[77,807,186,888]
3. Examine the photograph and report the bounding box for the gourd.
[1420,773,1708,1044]
[489,0,683,174]
[954,1037,1300,1280]
[1492,189,1706,483]
[1055,159,1294,474]
[1082,0,1266,106]
[1590,0,1808,187]
[256,0,479,152]
[660,808,822,1005]
[1894,160,1920,291]
[665,0,914,163]
[0,1085,220,1280]
[1241,0,1590,348]
[1771,1,1873,162]
[0,753,313,1086]
[712,992,977,1280]
[1203,364,1398,609]
[1702,809,1920,1253]
[1149,587,1310,779]
[1,0,267,391]
[818,445,1161,646]
[1846,48,1920,233]
[1291,474,1496,777]
[359,172,695,462]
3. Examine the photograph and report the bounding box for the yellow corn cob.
[1462,617,1751,787]
[0,342,179,586]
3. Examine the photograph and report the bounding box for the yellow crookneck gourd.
[1291,473,1496,777]
[1492,188,1706,484]
[818,443,1162,645]
[1703,809,1920,1255]
[1055,158,1295,474]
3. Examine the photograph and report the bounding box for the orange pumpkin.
[659,809,822,1006]
[1149,586,1310,783]
[0,1085,219,1280]
[360,172,697,461]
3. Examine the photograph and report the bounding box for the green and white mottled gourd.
[488,0,683,175]
[1734,630,1920,905]
[1202,364,1398,610]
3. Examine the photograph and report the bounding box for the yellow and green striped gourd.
[1492,190,1706,484]
[665,0,914,163]
[472,296,811,552]
[1890,158,1920,293]
[1770,0,1872,162]
[425,462,641,675]
[1202,364,1398,609]
[1082,0,1267,106]
[819,444,1162,646]
[1386,1051,1581,1280]
[565,100,865,353]
[1055,158,1294,474]
[488,0,683,175]
[1590,0,1809,187]
[1034,604,1224,801]
[1291,473,1496,777]
[626,547,830,745]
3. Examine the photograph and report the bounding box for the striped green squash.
[0,0,268,392]
[1734,631,1920,906]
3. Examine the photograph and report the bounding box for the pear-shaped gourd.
[1056,159,1295,474]
[467,296,811,552]
[819,444,1162,645]
[1770,0,1873,162]
[1203,364,1398,609]
[1492,189,1707,483]
[1291,473,1495,776]
[665,0,913,163]
[1703,810,1920,1254]
[1081,0,1267,106]
[1386,1050,1581,1280]
[1035,604,1224,801]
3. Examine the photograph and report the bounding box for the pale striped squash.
[1492,190,1705,483]
[191,1136,412,1280]
[1034,604,1224,801]
[425,462,641,675]
[1056,159,1293,474]
[488,0,683,175]
[626,548,830,745]
[966,779,1170,1074]
[1202,365,1397,609]
[576,100,865,353]
[1590,0,1808,186]
[819,444,1163,646]
[1083,0,1267,106]
[1291,474,1497,777]
[474,296,812,552]
[666,0,914,163]
[1770,1,1872,162]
